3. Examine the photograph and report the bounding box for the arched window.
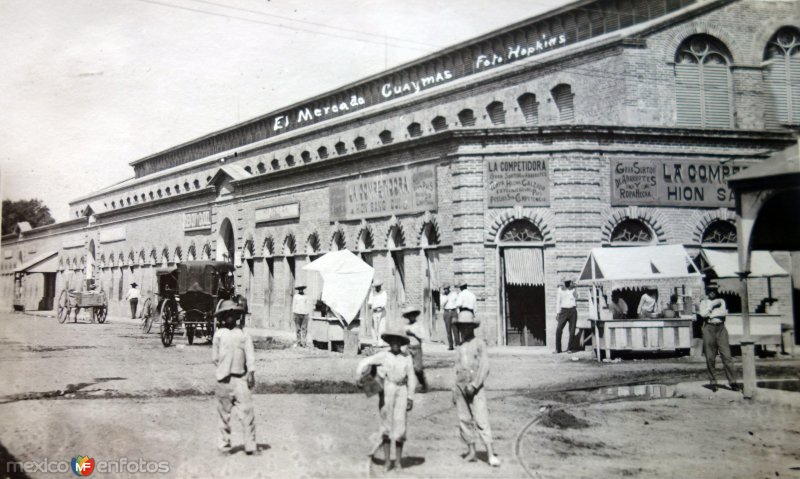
[458,109,476,126]
[379,130,394,144]
[701,220,737,245]
[271,159,280,170]
[486,101,506,125]
[432,116,448,132]
[518,93,539,125]
[500,220,543,242]
[357,228,374,251]
[387,225,405,249]
[674,35,733,128]
[285,154,295,166]
[551,84,574,122]
[331,230,346,251]
[610,219,653,244]
[256,163,266,174]
[301,151,312,163]
[317,146,329,160]
[335,141,347,155]
[244,166,252,174]
[407,123,422,138]
[354,137,367,151]
[764,27,800,128]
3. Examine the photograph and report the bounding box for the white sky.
[0,0,567,221]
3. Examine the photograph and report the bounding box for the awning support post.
[590,254,602,362]
[738,270,756,399]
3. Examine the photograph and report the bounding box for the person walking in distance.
[698,284,739,392]
[441,284,460,349]
[368,281,388,346]
[452,309,501,467]
[125,282,140,320]
[212,300,258,455]
[454,282,477,326]
[403,306,429,393]
[292,285,311,347]
[555,280,578,353]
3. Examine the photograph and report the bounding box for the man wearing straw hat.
[356,320,417,472]
[292,285,311,347]
[698,283,739,392]
[368,280,388,346]
[452,307,501,467]
[125,282,140,320]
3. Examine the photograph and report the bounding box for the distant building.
[3,0,798,348]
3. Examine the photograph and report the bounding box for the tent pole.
[591,255,601,362]
[738,270,755,398]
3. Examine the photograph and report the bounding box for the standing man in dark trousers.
[555,280,578,353]
[699,284,739,392]
[125,282,140,319]
[441,284,459,350]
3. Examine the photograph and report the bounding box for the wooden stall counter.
[590,317,693,360]
[309,315,361,355]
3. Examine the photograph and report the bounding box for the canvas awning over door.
[698,249,788,278]
[503,248,544,286]
[15,251,59,274]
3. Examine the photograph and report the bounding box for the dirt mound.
[539,408,590,429]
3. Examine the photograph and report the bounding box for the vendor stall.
[695,249,791,351]
[577,244,704,361]
[303,250,374,354]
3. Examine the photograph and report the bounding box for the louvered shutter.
[488,103,506,125]
[764,58,789,129]
[791,54,800,123]
[702,63,732,128]
[519,95,539,125]
[675,63,701,127]
[555,88,574,122]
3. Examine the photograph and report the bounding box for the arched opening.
[610,218,654,244]
[282,234,297,330]
[217,218,235,264]
[764,27,800,129]
[420,222,442,340]
[86,240,96,281]
[674,35,733,128]
[387,225,406,319]
[498,219,546,346]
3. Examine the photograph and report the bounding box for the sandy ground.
[0,313,799,478]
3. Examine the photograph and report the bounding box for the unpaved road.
[0,313,798,478]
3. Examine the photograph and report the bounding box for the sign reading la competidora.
[330,166,436,221]
[485,158,550,207]
[610,159,748,207]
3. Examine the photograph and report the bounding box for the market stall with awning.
[14,250,59,311]
[695,249,790,350]
[577,244,703,361]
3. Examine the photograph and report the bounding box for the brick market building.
[3,0,798,348]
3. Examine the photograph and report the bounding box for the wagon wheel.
[141,298,154,334]
[160,300,176,347]
[94,292,108,324]
[56,290,70,324]
[186,326,194,345]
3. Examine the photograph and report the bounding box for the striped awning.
[503,248,544,286]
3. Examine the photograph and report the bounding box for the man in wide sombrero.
[356,320,417,472]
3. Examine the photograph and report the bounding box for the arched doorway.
[420,222,441,341]
[387,225,406,320]
[498,219,546,346]
[217,218,235,264]
[86,240,96,282]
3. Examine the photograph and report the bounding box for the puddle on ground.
[757,379,800,392]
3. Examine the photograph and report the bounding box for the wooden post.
[590,255,602,362]
[738,270,756,399]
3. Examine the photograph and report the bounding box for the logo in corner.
[71,455,95,476]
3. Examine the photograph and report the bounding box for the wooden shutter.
[519,94,539,125]
[488,102,506,125]
[702,63,732,128]
[765,57,789,129]
[791,54,800,124]
[554,87,575,122]
[675,63,702,127]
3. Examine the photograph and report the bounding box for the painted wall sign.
[485,158,550,207]
[610,159,747,207]
[330,166,437,221]
[184,210,212,231]
[99,226,127,244]
[255,203,300,224]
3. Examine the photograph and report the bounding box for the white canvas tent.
[697,249,789,296]
[302,250,374,324]
[577,244,703,289]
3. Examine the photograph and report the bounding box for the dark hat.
[373,280,383,287]
[401,305,421,317]
[215,299,244,317]
[130,282,138,287]
[295,285,307,290]
[381,322,410,345]
[705,283,719,292]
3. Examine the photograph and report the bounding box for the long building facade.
[3,0,799,347]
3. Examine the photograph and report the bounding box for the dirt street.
[0,313,799,478]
